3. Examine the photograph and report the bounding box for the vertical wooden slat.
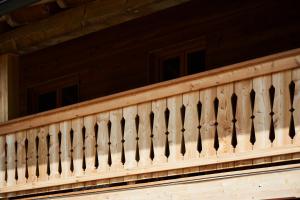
[6,133,16,186]
[272,71,292,161]
[109,109,124,183]
[137,102,152,179]
[199,87,217,171]
[49,124,60,179]
[60,121,72,178]
[84,115,96,174]
[71,118,84,177]
[252,75,272,164]
[123,105,138,181]
[152,99,167,177]
[235,80,253,166]
[16,131,26,184]
[26,129,37,183]
[183,91,200,173]
[167,95,183,176]
[37,126,48,181]
[96,112,110,185]
[216,83,234,169]
[292,68,300,159]
[0,135,5,187]
[97,113,109,173]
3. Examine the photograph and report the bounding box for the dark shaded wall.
[19,0,300,116]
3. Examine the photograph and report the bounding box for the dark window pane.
[62,85,78,106]
[162,57,181,81]
[187,50,205,74]
[38,91,57,112]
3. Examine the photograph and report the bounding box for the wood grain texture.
[252,74,272,164]
[83,115,97,174]
[272,71,292,161]
[167,95,183,176]
[71,118,84,176]
[234,80,253,167]
[16,131,26,184]
[37,126,48,181]
[49,123,60,179]
[60,121,72,178]
[0,135,5,187]
[6,133,16,186]
[26,129,37,183]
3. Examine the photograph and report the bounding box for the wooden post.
[0,53,19,122]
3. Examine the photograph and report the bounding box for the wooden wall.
[19,0,300,116]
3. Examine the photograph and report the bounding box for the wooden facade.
[0,0,300,199]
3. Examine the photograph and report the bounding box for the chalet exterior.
[0,0,300,199]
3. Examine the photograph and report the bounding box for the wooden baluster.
[272,71,292,161]
[109,109,124,183]
[37,126,48,182]
[137,102,152,180]
[167,95,183,176]
[96,112,109,184]
[0,135,5,187]
[60,121,72,178]
[123,105,138,181]
[49,124,60,179]
[16,131,26,185]
[235,80,253,167]
[292,68,300,159]
[6,133,16,186]
[199,87,217,171]
[252,74,272,164]
[26,129,37,183]
[83,115,97,174]
[183,91,199,173]
[152,99,167,178]
[216,83,234,169]
[71,118,84,177]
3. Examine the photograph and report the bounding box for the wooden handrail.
[0,49,300,196]
[0,48,299,135]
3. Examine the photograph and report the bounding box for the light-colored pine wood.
[1,50,299,136]
[109,109,124,183]
[83,115,96,174]
[26,129,37,183]
[252,74,272,164]
[167,95,183,176]
[16,131,26,184]
[292,68,300,159]
[0,135,5,187]
[96,112,109,173]
[1,144,300,194]
[37,126,48,181]
[71,118,84,176]
[6,133,16,186]
[216,83,234,169]
[272,71,292,162]
[123,105,138,181]
[60,121,72,178]
[137,102,152,179]
[199,88,217,171]
[49,123,60,179]
[182,91,200,173]
[235,80,253,167]
[152,99,168,178]
[96,112,110,185]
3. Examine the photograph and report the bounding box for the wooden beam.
[18,163,300,199]
[0,48,299,136]
[0,54,19,122]
[0,0,190,54]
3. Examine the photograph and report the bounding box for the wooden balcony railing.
[0,49,300,196]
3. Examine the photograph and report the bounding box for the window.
[28,75,79,114]
[149,37,206,82]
